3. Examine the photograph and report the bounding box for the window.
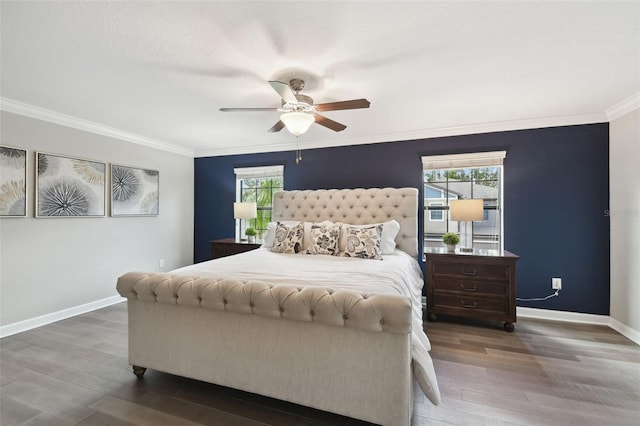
[234,165,283,239]
[429,202,444,221]
[422,151,505,253]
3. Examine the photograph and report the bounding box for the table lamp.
[233,202,257,241]
[450,199,483,252]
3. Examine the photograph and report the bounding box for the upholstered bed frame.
[117,188,421,425]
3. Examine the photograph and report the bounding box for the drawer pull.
[460,301,478,309]
[460,268,477,276]
[460,285,477,292]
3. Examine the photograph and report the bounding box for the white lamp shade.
[233,202,257,219]
[280,112,315,136]
[450,199,484,221]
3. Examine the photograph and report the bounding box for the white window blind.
[422,151,506,170]
[234,165,283,180]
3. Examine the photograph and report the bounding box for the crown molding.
[606,92,640,121]
[0,97,614,159]
[194,111,608,157]
[0,98,195,158]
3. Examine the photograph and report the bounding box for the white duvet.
[172,248,441,405]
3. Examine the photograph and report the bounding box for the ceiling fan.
[219,78,371,136]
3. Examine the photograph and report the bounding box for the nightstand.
[425,248,519,332]
[210,238,261,259]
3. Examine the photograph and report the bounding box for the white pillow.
[337,220,400,254]
[262,222,277,248]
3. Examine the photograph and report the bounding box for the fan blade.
[315,98,370,112]
[268,120,285,133]
[315,114,347,132]
[219,107,278,112]
[268,81,298,104]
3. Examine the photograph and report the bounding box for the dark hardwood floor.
[1,302,638,425]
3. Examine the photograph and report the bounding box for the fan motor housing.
[294,94,313,105]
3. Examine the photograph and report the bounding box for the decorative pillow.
[271,222,304,254]
[262,220,334,250]
[305,222,341,255]
[340,224,383,260]
[337,220,400,254]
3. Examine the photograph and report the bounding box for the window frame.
[422,151,506,254]
[428,202,445,222]
[234,165,284,240]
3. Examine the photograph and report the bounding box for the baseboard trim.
[3,299,638,346]
[0,295,125,338]
[609,317,640,345]
[517,307,639,345]
[516,307,610,325]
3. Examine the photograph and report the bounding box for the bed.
[116,187,441,425]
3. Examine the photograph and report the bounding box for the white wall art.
[0,145,27,217]
[111,164,159,216]
[36,152,106,217]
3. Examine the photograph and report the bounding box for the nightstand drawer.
[433,278,506,296]
[431,261,510,282]
[433,294,507,314]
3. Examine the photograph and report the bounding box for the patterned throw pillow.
[271,222,304,254]
[305,222,341,255]
[341,224,383,260]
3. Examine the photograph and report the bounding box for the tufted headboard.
[272,187,419,257]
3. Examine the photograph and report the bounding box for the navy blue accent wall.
[194,123,610,315]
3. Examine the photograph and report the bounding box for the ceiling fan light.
[280,112,314,136]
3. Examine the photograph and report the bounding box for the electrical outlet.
[159,259,165,268]
[552,277,562,290]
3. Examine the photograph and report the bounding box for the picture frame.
[110,164,159,216]
[35,152,106,217]
[0,145,27,217]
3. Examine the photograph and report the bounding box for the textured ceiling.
[1,1,639,157]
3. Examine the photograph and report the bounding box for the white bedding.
[171,248,441,405]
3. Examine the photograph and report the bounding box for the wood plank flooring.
[1,303,638,425]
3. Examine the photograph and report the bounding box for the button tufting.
[343,314,349,320]
[223,299,228,304]
[310,310,315,316]
[380,319,385,325]
[279,306,285,313]
[249,302,255,308]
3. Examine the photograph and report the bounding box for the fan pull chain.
[295,136,302,164]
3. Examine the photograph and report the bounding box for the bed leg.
[504,322,515,332]
[427,312,437,322]
[132,365,147,378]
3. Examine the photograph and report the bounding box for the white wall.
[609,107,640,338]
[0,111,194,328]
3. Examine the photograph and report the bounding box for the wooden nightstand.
[210,238,261,259]
[425,248,519,332]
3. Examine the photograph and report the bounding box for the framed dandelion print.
[111,164,159,216]
[0,145,27,217]
[36,152,106,217]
